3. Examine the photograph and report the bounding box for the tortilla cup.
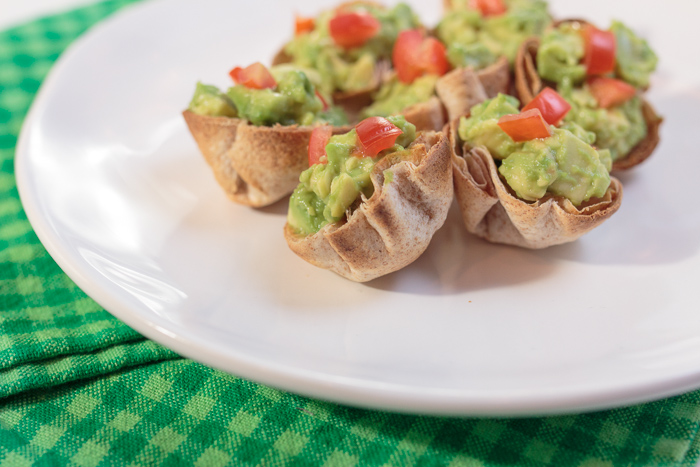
[284,131,453,282]
[448,121,623,249]
[514,37,662,171]
[183,110,350,207]
[436,57,510,122]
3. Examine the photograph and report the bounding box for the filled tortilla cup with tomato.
[284,115,453,282]
[275,1,422,123]
[514,19,662,171]
[451,93,622,249]
[183,64,351,207]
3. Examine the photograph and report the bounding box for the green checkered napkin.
[1,1,700,465]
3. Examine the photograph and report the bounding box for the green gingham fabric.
[2,2,700,466]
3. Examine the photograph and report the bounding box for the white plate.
[15,0,700,416]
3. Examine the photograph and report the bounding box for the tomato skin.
[469,0,507,16]
[329,12,380,48]
[498,109,553,142]
[393,30,450,84]
[295,15,315,35]
[309,125,333,166]
[522,87,572,126]
[229,62,277,90]
[355,117,403,157]
[583,25,616,75]
[587,77,637,109]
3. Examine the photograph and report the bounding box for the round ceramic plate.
[15,0,700,415]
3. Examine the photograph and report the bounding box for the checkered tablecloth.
[2,1,700,465]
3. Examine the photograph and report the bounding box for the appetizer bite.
[515,20,662,170]
[275,1,421,121]
[284,116,453,282]
[183,63,350,207]
[452,89,622,248]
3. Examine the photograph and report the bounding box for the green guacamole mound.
[458,94,523,160]
[611,20,658,89]
[187,68,348,127]
[361,74,438,118]
[537,21,658,89]
[284,3,420,95]
[437,0,550,69]
[537,23,586,86]
[287,115,417,236]
[458,94,611,206]
[188,83,237,118]
[559,79,647,161]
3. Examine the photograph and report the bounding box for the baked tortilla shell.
[284,131,453,282]
[514,37,662,171]
[436,57,510,122]
[401,96,447,131]
[449,122,623,249]
[183,110,350,207]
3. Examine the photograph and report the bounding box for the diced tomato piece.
[329,12,380,48]
[229,62,277,90]
[355,117,403,157]
[393,30,450,84]
[393,30,424,83]
[309,125,333,166]
[295,15,315,35]
[498,109,552,142]
[469,0,507,16]
[582,25,616,75]
[587,77,637,108]
[421,37,450,77]
[522,87,572,126]
[315,90,329,111]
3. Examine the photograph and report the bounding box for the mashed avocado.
[188,83,237,117]
[458,94,523,160]
[287,116,416,235]
[458,94,611,206]
[361,74,438,118]
[611,20,658,89]
[437,0,550,69]
[559,79,646,161]
[537,21,658,89]
[188,67,348,127]
[537,23,586,86]
[284,3,420,94]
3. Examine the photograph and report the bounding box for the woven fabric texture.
[2,1,700,466]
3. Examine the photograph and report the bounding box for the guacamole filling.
[536,21,653,161]
[188,83,238,118]
[611,20,658,89]
[437,0,550,69]
[188,68,348,127]
[458,94,611,206]
[361,74,438,118]
[284,3,420,95]
[288,115,417,235]
[537,21,657,88]
[559,79,646,161]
